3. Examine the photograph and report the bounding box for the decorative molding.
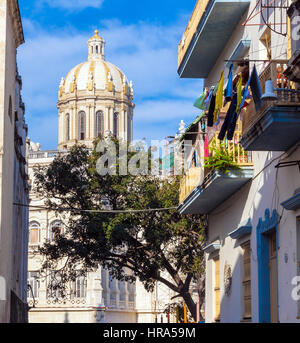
[8,0,24,48]
[203,241,221,254]
[281,191,300,211]
[229,219,252,240]
[257,209,278,235]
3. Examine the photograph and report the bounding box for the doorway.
[269,232,278,323]
[257,209,279,323]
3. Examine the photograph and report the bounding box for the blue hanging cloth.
[224,64,234,102]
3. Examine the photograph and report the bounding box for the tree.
[34,137,207,321]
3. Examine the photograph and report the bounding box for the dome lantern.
[88,30,105,61]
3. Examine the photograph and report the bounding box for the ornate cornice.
[8,0,24,48]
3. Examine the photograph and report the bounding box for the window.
[47,271,63,299]
[66,113,70,141]
[113,112,119,138]
[29,221,40,245]
[242,242,252,320]
[214,257,220,322]
[95,111,104,137]
[78,111,86,140]
[8,96,12,122]
[71,273,87,299]
[28,272,40,299]
[128,281,135,303]
[50,220,64,242]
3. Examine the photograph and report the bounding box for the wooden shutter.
[214,257,220,322]
[242,242,252,319]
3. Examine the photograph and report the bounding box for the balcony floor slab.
[241,106,300,151]
[178,167,253,215]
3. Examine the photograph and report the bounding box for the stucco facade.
[178,0,300,323]
[0,0,29,323]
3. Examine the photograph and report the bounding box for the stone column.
[74,106,78,141]
[88,270,103,307]
[71,107,75,141]
[90,103,96,140]
[124,281,129,309]
[110,107,114,134]
[58,111,63,145]
[124,110,128,141]
[105,269,110,306]
[105,107,110,134]
[86,104,91,140]
[121,110,126,140]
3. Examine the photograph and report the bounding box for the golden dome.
[59,31,133,97]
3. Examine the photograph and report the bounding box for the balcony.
[178,0,250,78]
[179,131,253,214]
[241,60,300,151]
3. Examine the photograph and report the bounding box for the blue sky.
[18,0,203,149]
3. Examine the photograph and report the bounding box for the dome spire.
[88,29,105,61]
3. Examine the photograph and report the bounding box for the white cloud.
[18,18,203,149]
[38,0,104,10]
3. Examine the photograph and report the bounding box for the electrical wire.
[13,202,177,214]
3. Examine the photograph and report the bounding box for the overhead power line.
[13,202,177,214]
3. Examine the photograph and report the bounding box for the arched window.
[96,45,99,54]
[113,112,119,138]
[65,113,70,141]
[95,111,104,137]
[29,221,40,245]
[78,111,86,141]
[50,220,64,242]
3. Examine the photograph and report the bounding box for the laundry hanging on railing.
[239,64,262,112]
[193,89,207,110]
[218,93,238,141]
[213,71,224,125]
[207,91,216,127]
[236,73,242,114]
[224,64,233,102]
[194,64,262,138]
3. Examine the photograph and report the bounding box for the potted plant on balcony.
[204,141,241,174]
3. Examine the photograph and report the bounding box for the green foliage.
[34,137,207,321]
[204,140,241,174]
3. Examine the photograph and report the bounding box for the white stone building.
[0,0,29,323]
[178,0,300,323]
[27,31,176,323]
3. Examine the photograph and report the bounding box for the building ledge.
[178,0,250,78]
[178,167,253,215]
[281,190,300,211]
[241,105,300,151]
[203,241,221,254]
[226,39,251,69]
[228,219,252,239]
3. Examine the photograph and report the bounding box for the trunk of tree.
[181,291,197,322]
[197,274,205,322]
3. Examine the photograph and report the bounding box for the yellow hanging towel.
[236,73,242,114]
[213,71,224,124]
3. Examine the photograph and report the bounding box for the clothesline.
[192,63,264,142]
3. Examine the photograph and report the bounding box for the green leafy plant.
[204,141,241,174]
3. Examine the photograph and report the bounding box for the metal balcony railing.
[179,131,252,204]
[242,60,300,134]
